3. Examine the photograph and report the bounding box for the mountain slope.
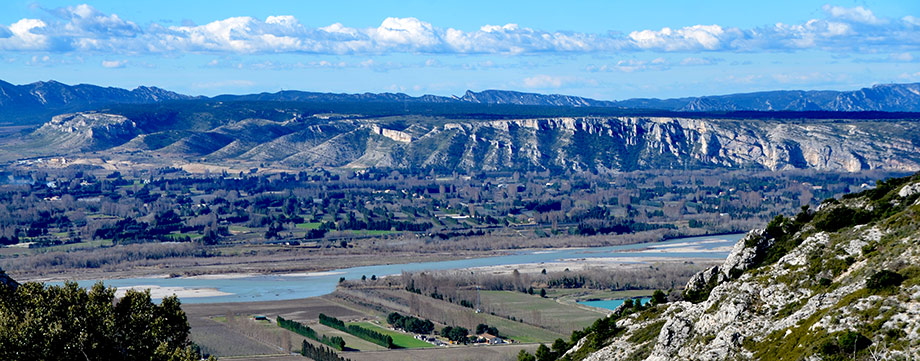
[16,112,920,173]
[563,173,920,360]
[621,83,920,112]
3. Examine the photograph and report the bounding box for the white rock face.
[27,114,920,172]
[899,182,920,198]
[33,112,139,150]
[574,184,920,360]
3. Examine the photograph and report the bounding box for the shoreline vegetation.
[2,166,894,283]
[12,230,733,283]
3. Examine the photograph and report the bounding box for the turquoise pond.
[578,297,653,311]
[57,232,744,304]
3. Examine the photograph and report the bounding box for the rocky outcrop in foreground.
[567,174,920,360]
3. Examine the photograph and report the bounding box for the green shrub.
[866,270,904,291]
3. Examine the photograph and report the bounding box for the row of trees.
[318,313,394,348]
[276,316,345,350]
[440,326,470,343]
[300,340,351,361]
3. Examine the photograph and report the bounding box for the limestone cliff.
[19,113,920,173]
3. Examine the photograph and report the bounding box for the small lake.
[61,233,743,304]
[579,297,652,311]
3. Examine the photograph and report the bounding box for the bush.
[866,270,904,291]
[387,312,434,334]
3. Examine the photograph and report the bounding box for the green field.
[0,239,115,256]
[310,323,386,352]
[480,290,608,337]
[471,312,565,343]
[546,289,655,303]
[295,222,322,229]
[344,230,400,236]
[229,226,257,233]
[347,322,435,349]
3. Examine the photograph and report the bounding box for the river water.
[63,233,744,304]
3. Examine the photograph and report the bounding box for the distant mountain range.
[1,80,919,124]
[0,80,195,123]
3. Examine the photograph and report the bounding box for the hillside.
[11,110,920,173]
[555,173,920,360]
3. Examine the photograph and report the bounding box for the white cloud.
[522,75,574,88]
[0,18,48,50]
[680,57,720,66]
[899,71,920,80]
[904,16,920,27]
[191,80,257,89]
[630,25,731,51]
[822,5,884,25]
[0,4,916,56]
[372,17,439,48]
[101,59,126,68]
[891,52,915,62]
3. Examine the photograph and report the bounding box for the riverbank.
[47,233,743,304]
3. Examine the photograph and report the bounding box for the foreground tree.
[0,276,212,361]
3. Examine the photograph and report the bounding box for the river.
[62,233,744,304]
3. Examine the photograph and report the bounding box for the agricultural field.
[309,323,387,351]
[345,343,541,361]
[346,321,436,348]
[188,316,282,357]
[546,288,656,304]
[480,290,607,332]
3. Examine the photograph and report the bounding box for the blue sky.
[0,1,917,99]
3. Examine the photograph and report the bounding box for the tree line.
[300,340,351,361]
[386,312,434,334]
[277,316,345,350]
[319,313,394,349]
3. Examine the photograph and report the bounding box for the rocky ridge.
[19,113,920,173]
[564,174,920,360]
[32,112,139,151]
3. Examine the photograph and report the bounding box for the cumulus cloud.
[587,57,720,72]
[0,4,917,55]
[0,18,49,50]
[101,59,126,68]
[587,58,668,73]
[522,75,574,88]
[191,79,257,89]
[822,5,884,25]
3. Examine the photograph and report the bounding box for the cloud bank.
[0,4,916,55]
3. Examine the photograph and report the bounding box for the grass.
[547,289,655,303]
[344,230,400,236]
[164,232,203,240]
[310,323,386,351]
[295,222,322,229]
[627,320,665,344]
[480,290,608,334]
[474,312,565,343]
[229,226,257,234]
[346,322,435,349]
[0,239,114,256]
